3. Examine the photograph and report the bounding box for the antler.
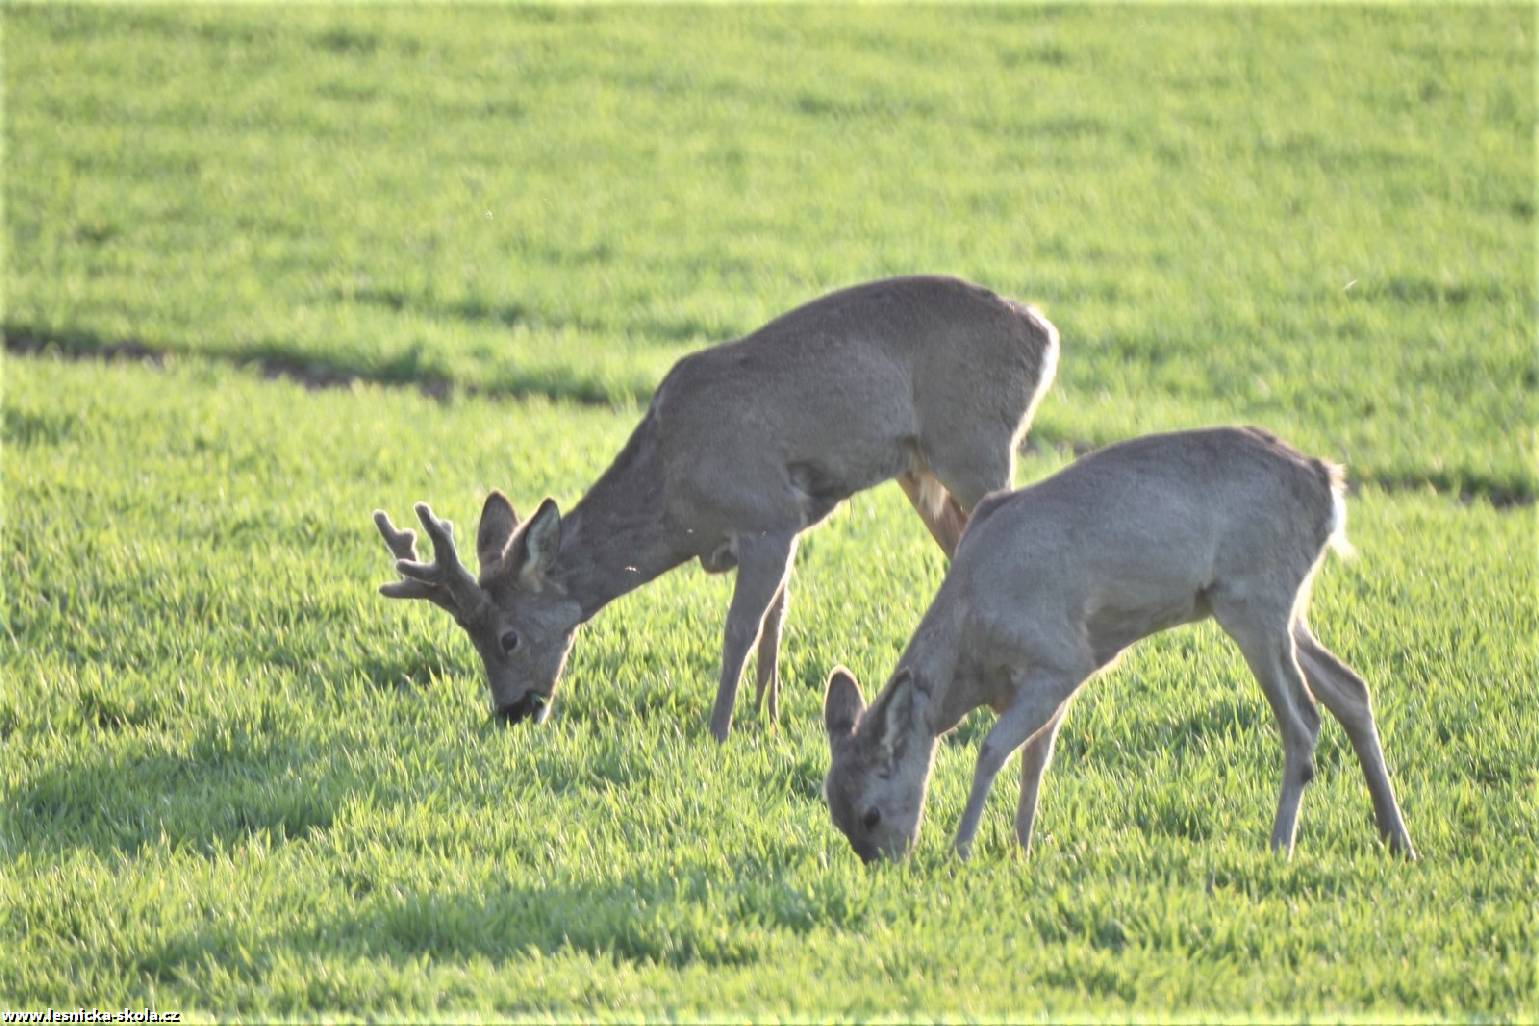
[373,503,486,617]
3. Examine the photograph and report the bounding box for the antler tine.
[399,502,484,611]
[373,510,419,561]
[372,506,480,615]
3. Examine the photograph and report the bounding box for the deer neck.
[898,596,971,738]
[549,412,690,622]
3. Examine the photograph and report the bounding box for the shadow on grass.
[351,647,465,693]
[4,725,352,859]
[130,849,876,986]
[325,873,775,969]
[7,320,1533,506]
[346,285,744,347]
[2,321,653,407]
[113,870,787,991]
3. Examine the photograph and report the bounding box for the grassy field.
[3,4,1535,1020]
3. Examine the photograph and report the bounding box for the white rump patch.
[1327,471,1355,558]
[1018,305,1060,438]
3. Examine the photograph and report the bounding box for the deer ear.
[477,491,519,580]
[510,498,561,586]
[823,666,865,739]
[876,669,925,760]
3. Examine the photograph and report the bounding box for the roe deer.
[373,276,1059,740]
[822,426,1415,860]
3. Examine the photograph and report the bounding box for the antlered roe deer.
[822,427,1414,860]
[373,276,1059,740]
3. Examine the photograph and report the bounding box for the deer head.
[373,492,582,723]
[822,666,937,861]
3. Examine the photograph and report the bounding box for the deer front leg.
[1015,704,1067,854]
[709,531,797,742]
[956,671,1079,859]
[753,580,789,726]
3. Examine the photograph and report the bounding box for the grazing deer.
[373,276,1059,740]
[822,426,1415,861]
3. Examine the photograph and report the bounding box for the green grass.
[7,4,1534,498]
[3,4,1536,1021]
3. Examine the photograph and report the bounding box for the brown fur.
[823,426,1415,861]
[375,275,1059,738]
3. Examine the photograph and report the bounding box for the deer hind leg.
[753,579,789,725]
[1293,622,1415,857]
[1212,595,1322,855]
[900,435,1015,560]
[896,471,967,557]
[709,530,797,743]
[929,434,1016,524]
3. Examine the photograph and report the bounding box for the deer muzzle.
[492,693,547,725]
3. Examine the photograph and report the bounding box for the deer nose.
[492,695,542,725]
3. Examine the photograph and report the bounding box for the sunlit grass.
[3,358,1534,1018]
[6,4,1533,496]
[3,3,1535,1019]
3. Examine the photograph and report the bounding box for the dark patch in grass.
[795,92,853,119]
[309,872,770,969]
[1358,275,1514,307]
[247,344,454,399]
[4,323,460,402]
[7,324,1532,507]
[1255,134,1426,174]
[473,97,526,120]
[176,14,278,48]
[1132,791,1217,844]
[2,407,78,447]
[1361,466,1534,510]
[8,729,345,859]
[1038,960,1138,1003]
[1000,44,1071,67]
[503,5,597,24]
[317,81,379,104]
[1094,917,1133,952]
[349,286,409,311]
[314,23,422,58]
[69,149,204,177]
[793,91,936,121]
[71,221,120,245]
[78,688,166,733]
[5,324,165,365]
[1023,431,1535,508]
[348,285,722,344]
[315,26,381,56]
[350,286,530,328]
[355,650,461,692]
[249,337,458,397]
[786,756,829,803]
[441,296,532,328]
[1157,697,1263,754]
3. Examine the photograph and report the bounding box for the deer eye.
[500,630,520,654]
[862,808,882,832]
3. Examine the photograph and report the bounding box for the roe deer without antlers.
[822,426,1415,861]
[373,276,1059,740]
